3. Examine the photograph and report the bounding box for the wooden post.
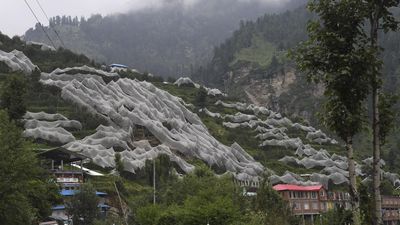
[51,160,54,170]
[61,160,64,170]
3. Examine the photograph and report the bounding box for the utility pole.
[153,159,156,205]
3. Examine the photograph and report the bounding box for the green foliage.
[0,61,10,73]
[233,35,276,67]
[0,110,60,224]
[253,176,297,225]
[196,6,311,86]
[136,166,243,225]
[195,87,207,109]
[315,207,352,225]
[23,1,300,78]
[0,74,28,121]
[378,93,398,146]
[359,183,374,225]
[291,0,373,141]
[67,183,99,225]
[136,204,162,225]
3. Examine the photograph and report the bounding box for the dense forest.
[24,0,306,78]
[195,4,400,102]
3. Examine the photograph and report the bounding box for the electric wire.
[34,0,66,48]
[23,0,57,49]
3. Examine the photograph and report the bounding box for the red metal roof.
[273,184,323,192]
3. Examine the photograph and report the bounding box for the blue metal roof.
[60,190,107,197]
[60,189,77,196]
[96,191,108,197]
[52,205,66,210]
[109,64,128,68]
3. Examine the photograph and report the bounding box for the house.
[382,195,400,225]
[109,63,128,72]
[273,184,327,216]
[37,148,110,225]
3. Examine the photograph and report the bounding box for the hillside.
[3,31,400,191]
[194,5,400,171]
[3,30,400,224]
[23,0,306,78]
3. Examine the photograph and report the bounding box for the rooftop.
[37,147,88,163]
[109,63,128,68]
[273,184,323,192]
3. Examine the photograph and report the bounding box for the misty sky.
[0,0,288,37]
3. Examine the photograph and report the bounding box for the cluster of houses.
[271,184,400,225]
[38,148,111,225]
[38,145,400,225]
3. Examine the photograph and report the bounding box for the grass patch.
[232,35,276,67]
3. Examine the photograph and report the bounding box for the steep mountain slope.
[2,32,400,192]
[195,5,400,127]
[23,0,306,78]
[194,6,318,120]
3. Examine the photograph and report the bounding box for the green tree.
[364,2,400,224]
[291,1,375,224]
[0,110,60,224]
[195,87,208,109]
[316,207,352,225]
[67,183,99,225]
[254,176,297,225]
[137,165,243,225]
[0,74,28,121]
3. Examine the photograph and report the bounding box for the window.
[312,202,319,210]
[304,203,310,210]
[311,192,317,199]
[293,202,301,210]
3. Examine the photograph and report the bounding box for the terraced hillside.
[1,34,400,194]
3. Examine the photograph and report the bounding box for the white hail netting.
[23,111,81,144]
[270,171,320,186]
[199,108,222,118]
[174,77,201,88]
[203,104,351,187]
[24,111,68,121]
[212,101,339,146]
[0,49,36,74]
[23,126,76,144]
[40,70,264,180]
[174,77,227,97]
[24,119,82,130]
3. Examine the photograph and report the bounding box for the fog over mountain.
[23,0,306,77]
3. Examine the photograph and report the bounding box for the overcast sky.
[0,0,289,37]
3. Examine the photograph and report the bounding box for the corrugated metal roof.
[59,189,107,196]
[273,184,323,192]
[51,205,66,210]
[109,64,128,68]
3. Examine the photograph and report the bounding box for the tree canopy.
[0,110,60,224]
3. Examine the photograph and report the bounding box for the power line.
[23,0,57,49]
[34,0,66,48]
